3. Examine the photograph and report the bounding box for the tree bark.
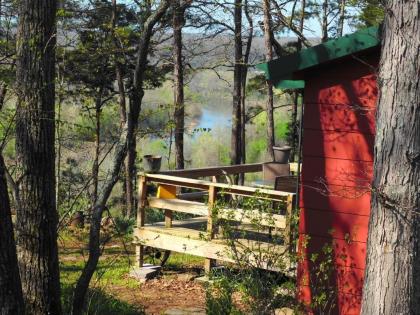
[337,0,346,37]
[91,92,103,208]
[361,2,420,314]
[231,0,243,168]
[15,0,61,314]
[173,0,185,170]
[290,0,306,162]
[321,0,328,42]
[0,154,24,314]
[0,83,6,111]
[111,0,133,218]
[297,0,306,51]
[239,0,253,183]
[262,0,275,161]
[71,2,170,314]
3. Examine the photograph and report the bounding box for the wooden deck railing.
[134,168,296,272]
[159,162,300,178]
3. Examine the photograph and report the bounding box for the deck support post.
[165,210,173,228]
[285,194,296,253]
[205,185,217,274]
[136,175,148,268]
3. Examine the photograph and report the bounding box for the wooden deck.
[134,219,287,272]
[134,163,296,273]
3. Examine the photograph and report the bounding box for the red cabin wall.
[298,54,379,314]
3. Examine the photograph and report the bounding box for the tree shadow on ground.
[61,284,145,315]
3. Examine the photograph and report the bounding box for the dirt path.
[135,278,205,314]
[59,231,206,314]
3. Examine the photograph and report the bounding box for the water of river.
[190,107,231,131]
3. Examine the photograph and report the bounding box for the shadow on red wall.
[297,53,378,314]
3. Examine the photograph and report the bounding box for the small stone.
[129,264,161,282]
[194,276,213,285]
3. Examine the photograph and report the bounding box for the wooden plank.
[177,191,207,201]
[146,199,287,229]
[205,185,217,273]
[144,173,294,200]
[140,220,206,238]
[303,73,377,135]
[299,208,369,243]
[303,129,374,162]
[148,197,208,216]
[285,194,295,250]
[137,176,148,227]
[134,227,287,272]
[303,102,376,134]
[159,163,263,178]
[299,182,371,215]
[301,156,373,187]
[134,227,233,262]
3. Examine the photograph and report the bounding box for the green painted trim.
[256,26,381,83]
[274,80,305,89]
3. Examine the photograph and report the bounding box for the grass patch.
[161,253,205,271]
[59,229,142,314]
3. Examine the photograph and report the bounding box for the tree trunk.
[321,0,328,42]
[117,56,134,218]
[173,0,185,170]
[297,0,306,51]
[262,0,275,161]
[116,66,133,218]
[0,83,6,111]
[15,0,61,314]
[71,2,170,313]
[111,0,133,218]
[56,91,64,207]
[290,0,306,162]
[91,93,102,208]
[231,0,242,168]
[238,0,253,184]
[125,137,136,218]
[0,153,24,315]
[361,2,420,314]
[337,0,345,37]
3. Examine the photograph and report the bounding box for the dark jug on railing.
[143,155,162,173]
[272,146,291,163]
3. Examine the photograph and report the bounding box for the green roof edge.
[275,80,305,89]
[256,26,381,88]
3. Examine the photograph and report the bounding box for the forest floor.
[59,228,208,315]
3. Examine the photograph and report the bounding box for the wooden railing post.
[165,209,173,228]
[285,194,296,252]
[204,185,217,273]
[136,175,148,268]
